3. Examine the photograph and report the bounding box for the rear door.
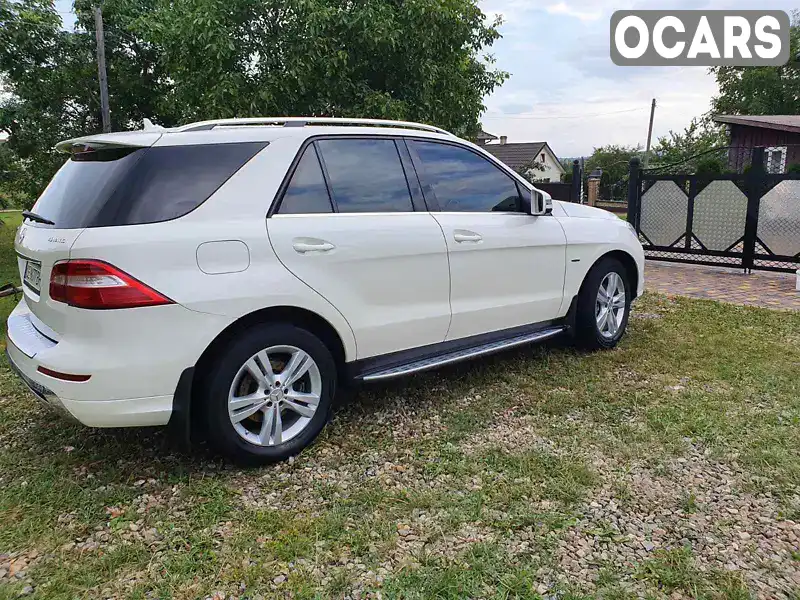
[267,137,451,359]
[407,139,567,341]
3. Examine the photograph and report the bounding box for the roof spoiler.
[54,131,163,153]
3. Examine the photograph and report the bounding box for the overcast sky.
[480,0,796,156]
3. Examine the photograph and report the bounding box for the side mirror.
[528,189,552,216]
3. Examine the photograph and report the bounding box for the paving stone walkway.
[645,261,800,311]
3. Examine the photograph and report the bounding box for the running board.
[360,326,566,382]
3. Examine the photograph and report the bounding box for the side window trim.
[406,137,524,214]
[311,141,339,212]
[396,139,429,212]
[403,139,441,212]
[515,181,529,213]
[269,134,531,217]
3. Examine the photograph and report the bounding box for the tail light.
[49,260,173,309]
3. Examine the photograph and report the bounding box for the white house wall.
[529,146,564,183]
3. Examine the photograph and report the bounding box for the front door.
[267,138,451,359]
[407,139,567,341]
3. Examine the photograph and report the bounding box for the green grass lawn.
[0,215,798,599]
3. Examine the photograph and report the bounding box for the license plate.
[24,260,41,293]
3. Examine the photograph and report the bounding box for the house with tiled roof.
[477,131,565,182]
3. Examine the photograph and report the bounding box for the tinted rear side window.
[32,142,266,228]
[278,146,333,214]
[316,139,413,213]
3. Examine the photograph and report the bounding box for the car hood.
[557,201,619,220]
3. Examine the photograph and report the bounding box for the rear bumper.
[5,344,74,419]
[6,337,173,427]
[5,297,228,428]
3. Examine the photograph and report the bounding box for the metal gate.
[627,148,800,273]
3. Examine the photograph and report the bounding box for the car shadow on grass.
[12,335,581,479]
[340,335,577,410]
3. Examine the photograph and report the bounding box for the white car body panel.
[268,213,451,358]
[554,201,646,303]
[8,121,644,430]
[430,212,567,340]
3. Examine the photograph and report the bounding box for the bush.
[0,185,32,210]
[695,158,724,175]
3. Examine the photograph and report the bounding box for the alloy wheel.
[595,272,626,340]
[227,345,322,446]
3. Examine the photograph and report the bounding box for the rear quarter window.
[32,142,266,228]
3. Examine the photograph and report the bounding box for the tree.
[584,144,641,201]
[711,11,800,115]
[512,159,546,183]
[648,117,727,173]
[0,0,508,206]
[559,158,578,183]
[0,0,176,203]
[142,0,507,135]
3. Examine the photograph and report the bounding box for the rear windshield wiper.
[21,211,55,226]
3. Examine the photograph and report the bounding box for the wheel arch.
[597,250,640,299]
[565,249,636,349]
[171,305,349,447]
[193,306,348,388]
[568,249,640,318]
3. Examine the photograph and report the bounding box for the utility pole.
[644,98,656,167]
[94,5,111,133]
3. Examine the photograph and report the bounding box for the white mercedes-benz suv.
[7,117,644,464]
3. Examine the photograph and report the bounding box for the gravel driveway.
[0,293,798,599]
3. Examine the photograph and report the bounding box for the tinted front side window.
[278,146,333,214]
[317,139,413,213]
[32,142,266,228]
[410,141,521,212]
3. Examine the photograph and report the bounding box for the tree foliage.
[0,0,507,206]
[648,117,727,174]
[512,158,545,183]
[711,12,800,116]
[584,144,640,200]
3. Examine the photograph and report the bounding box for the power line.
[482,107,649,120]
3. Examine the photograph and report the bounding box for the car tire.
[574,257,631,350]
[201,323,337,465]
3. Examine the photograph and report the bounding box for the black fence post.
[627,157,641,227]
[571,160,581,203]
[742,147,765,272]
[685,177,697,250]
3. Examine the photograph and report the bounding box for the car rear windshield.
[31,142,267,228]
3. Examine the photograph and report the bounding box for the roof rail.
[175,117,454,136]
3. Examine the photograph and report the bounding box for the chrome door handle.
[453,230,482,243]
[292,241,335,253]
